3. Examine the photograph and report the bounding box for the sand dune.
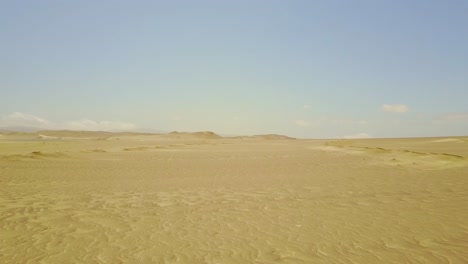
[320,138,468,170]
[38,130,116,138]
[1,134,467,263]
[1,151,68,161]
[232,134,296,140]
[166,131,222,139]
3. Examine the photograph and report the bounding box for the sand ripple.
[1,137,467,263]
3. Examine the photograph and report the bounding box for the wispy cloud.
[64,119,137,131]
[294,117,368,128]
[433,113,468,124]
[440,113,468,122]
[295,120,310,127]
[1,112,137,131]
[327,119,368,126]
[381,104,409,113]
[2,112,53,128]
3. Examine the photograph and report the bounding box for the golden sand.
[1,132,467,263]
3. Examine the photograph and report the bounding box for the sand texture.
[1,132,467,263]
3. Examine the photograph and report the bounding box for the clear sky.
[1,0,467,138]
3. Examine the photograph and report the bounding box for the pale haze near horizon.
[1,1,467,138]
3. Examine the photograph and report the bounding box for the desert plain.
[0,131,467,263]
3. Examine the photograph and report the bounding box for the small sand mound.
[1,151,67,161]
[30,151,66,158]
[123,147,152,151]
[91,149,107,153]
[38,130,113,139]
[251,134,296,140]
[431,138,462,143]
[166,131,221,139]
[38,134,59,139]
[317,142,468,170]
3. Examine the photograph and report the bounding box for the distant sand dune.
[123,146,153,151]
[232,134,296,140]
[1,151,67,161]
[82,149,107,153]
[251,134,295,140]
[166,131,222,139]
[38,130,112,139]
[318,140,468,170]
[430,138,465,143]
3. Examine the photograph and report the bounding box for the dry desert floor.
[1,131,467,263]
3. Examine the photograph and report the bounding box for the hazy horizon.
[2,1,467,138]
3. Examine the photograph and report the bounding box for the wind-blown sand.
[1,132,467,263]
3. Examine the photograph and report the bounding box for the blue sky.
[1,0,467,138]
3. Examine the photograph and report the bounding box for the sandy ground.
[1,132,467,263]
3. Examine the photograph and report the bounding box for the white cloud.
[171,115,183,121]
[357,120,368,125]
[328,119,368,125]
[433,113,468,124]
[2,112,53,128]
[1,112,137,131]
[64,119,137,131]
[303,105,311,110]
[440,113,468,122]
[295,120,310,127]
[293,117,369,128]
[381,104,409,113]
[342,132,372,139]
